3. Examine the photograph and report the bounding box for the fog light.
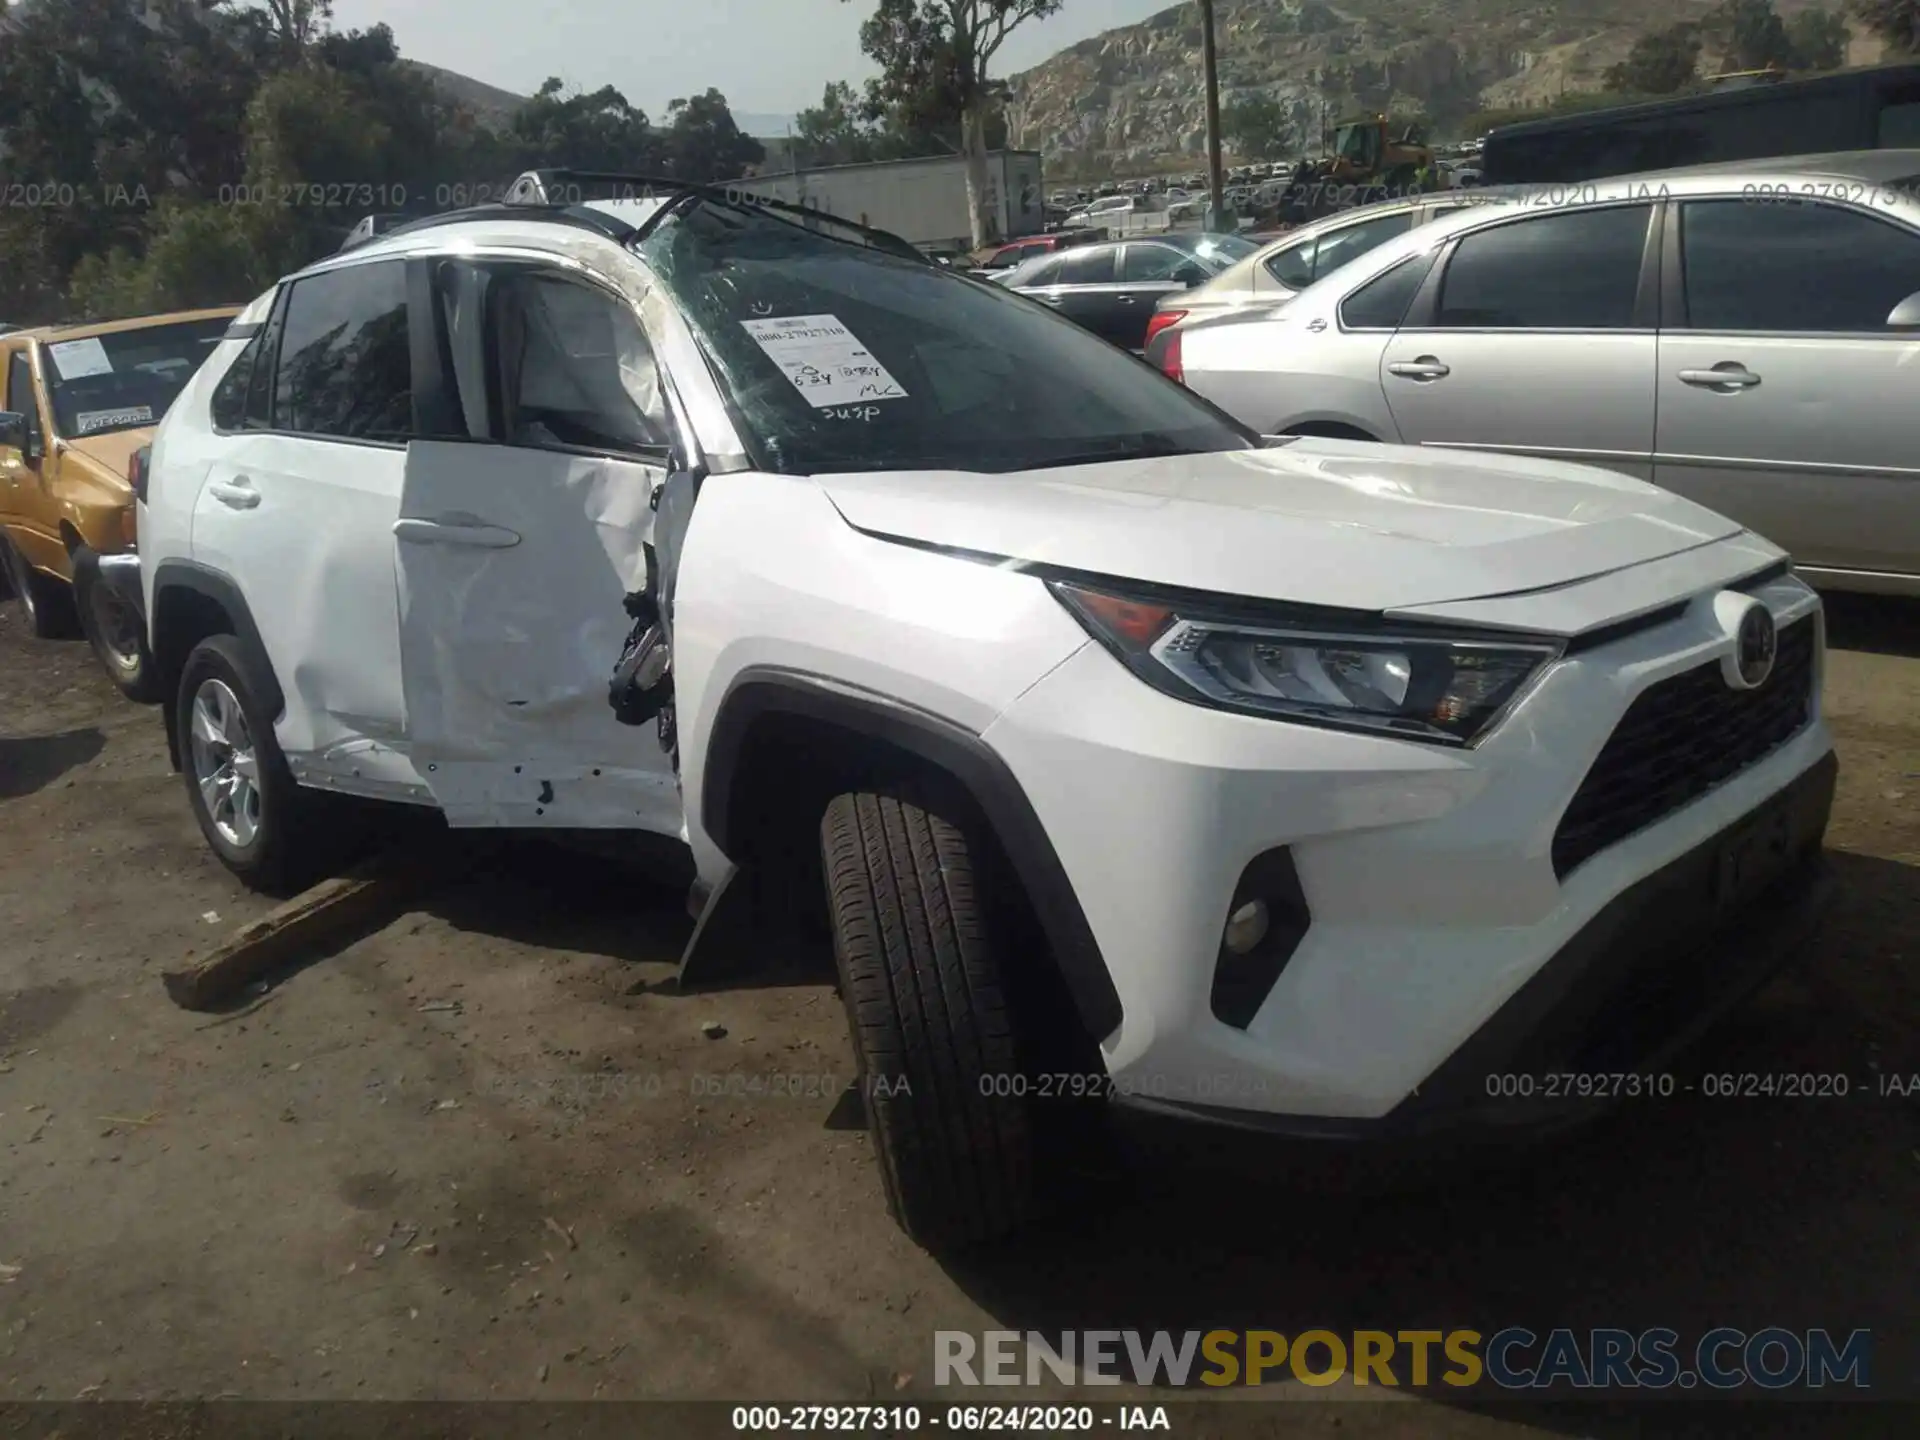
[1223,899,1270,955]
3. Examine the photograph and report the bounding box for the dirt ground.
[0,590,1916,1434]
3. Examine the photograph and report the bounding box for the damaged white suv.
[136,173,1837,1249]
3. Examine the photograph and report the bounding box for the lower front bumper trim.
[1110,749,1839,1165]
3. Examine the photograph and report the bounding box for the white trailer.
[732,150,1045,251]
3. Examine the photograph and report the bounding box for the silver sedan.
[1169,150,1920,597]
[1141,193,1490,369]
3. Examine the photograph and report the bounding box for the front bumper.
[981,565,1833,1127]
[1109,751,1836,1162]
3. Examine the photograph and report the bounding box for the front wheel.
[76,561,160,701]
[821,790,1034,1250]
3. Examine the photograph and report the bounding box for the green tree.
[849,0,1063,247]
[258,0,334,63]
[1850,0,1920,54]
[1705,0,1796,71]
[1785,7,1850,68]
[69,199,277,315]
[660,89,765,182]
[1221,93,1292,159]
[503,79,660,173]
[795,80,881,166]
[1605,24,1703,93]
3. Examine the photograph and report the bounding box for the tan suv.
[0,308,238,696]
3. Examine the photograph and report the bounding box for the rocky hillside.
[1006,0,1877,170]
[408,61,527,130]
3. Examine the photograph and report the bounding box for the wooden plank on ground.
[161,840,489,1013]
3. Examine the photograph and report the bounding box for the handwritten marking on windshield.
[825,406,882,422]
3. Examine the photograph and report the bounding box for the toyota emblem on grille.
[1734,605,1778,689]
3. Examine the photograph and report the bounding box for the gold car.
[0,307,240,698]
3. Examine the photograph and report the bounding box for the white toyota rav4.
[134,173,1837,1249]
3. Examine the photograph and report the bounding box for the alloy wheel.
[189,678,262,849]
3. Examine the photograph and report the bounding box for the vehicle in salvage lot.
[137,173,1837,1251]
[1000,231,1258,351]
[1165,151,1920,597]
[0,308,241,696]
[1141,192,1495,370]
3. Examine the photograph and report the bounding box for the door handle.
[1678,365,1761,391]
[1115,295,1137,304]
[393,517,522,549]
[1387,356,1451,381]
[207,477,260,509]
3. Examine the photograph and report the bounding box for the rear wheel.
[177,634,340,895]
[1,535,77,639]
[76,561,160,701]
[820,789,1034,1249]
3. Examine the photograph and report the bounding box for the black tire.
[821,790,1033,1249]
[75,561,161,702]
[175,634,336,896]
[1,534,78,639]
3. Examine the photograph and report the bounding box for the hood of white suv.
[814,439,1746,614]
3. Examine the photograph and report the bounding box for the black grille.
[1552,617,1816,878]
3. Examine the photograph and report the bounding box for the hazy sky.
[331,0,1177,120]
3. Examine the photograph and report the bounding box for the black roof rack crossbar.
[506,168,927,261]
[348,202,641,251]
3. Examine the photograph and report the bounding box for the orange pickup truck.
[0,308,239,698]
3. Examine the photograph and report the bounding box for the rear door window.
[271,260,413,440]
[1014,255,1066,287]
[1433,205,1651,328]
[1119,244,1190,282]
[1341,252,1437,330]
[1057,248,1117,285]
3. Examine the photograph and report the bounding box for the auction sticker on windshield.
[47,337,114,379]
[741,314,907,407]
[74,405,154,434]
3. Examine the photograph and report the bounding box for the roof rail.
[504,168,929,261]
[336,201,643,253]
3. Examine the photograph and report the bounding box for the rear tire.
[2,535,78,639]
[820,789,1033,1249]
[176,634,339,896]
[76,561,161,702]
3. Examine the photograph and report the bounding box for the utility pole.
[1199,0,1227,232]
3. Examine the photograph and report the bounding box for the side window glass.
[1059,249,1116,284]
[1680,199,1920,332]
[1310,212,1413,280]
[1435,205,1650,329]
[272,261,412,440]
[1017,255,1065,287]
[210,336,259,431]
[243,295,283,428]
[1120,245,1187,282]
[5,354,37,436]
[1340,252,1436,330]
[491,271,669,455]
[1265,240,1316,289]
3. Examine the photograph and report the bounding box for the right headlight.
[1051,579,1562,747]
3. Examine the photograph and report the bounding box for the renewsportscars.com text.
[935,1328,1872,1391]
